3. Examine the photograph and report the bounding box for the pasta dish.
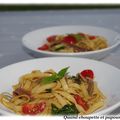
[37,33,108,53]
[0,67,105,115]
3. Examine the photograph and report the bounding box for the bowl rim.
[22,25,120,56]
[0,57,120,115]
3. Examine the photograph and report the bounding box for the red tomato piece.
[80,69,94,79]
[79,33,85,37]
[22,102,46,115]
[38,44,49,51]
[47,35,56,42]
[62,35,77,45]
[22,104,34,115]
[74,94,89,111]
[89,36,96,40]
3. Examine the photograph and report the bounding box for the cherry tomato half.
[80,69,94,79]
[89,35,96,40]
[62,35,77,45]
[47,35,56,42]
[38,44,49,51]
[22,101,46,115]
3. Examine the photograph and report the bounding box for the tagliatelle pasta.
[38,33,108,53]
[0,67,106,115]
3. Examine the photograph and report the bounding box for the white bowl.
[22,25,120,59]
[0,57,120,115]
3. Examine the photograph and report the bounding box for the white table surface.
[0,9,120,115]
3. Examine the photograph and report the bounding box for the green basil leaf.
[58,104,79,115]
[57,67,69,79]
[41,67,69,84]
[41,73,59,84]
[51,104,79,115]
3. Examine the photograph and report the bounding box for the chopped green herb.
[73,34,84,41]
[54,44,65,51]
[51,104,59,115]
[68,74,81,84]
[46,88,52,93]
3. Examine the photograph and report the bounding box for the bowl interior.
[0,57,120,115]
